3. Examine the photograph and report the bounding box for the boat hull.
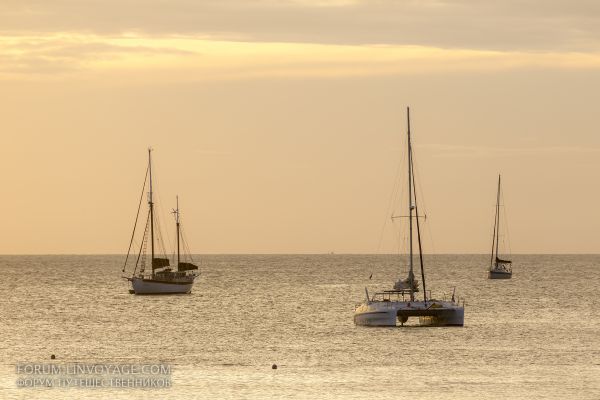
[354,300,464,327]
[130,277,195,294]
[353,309,397,326]
[488,270,512,279]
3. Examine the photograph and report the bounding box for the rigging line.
[394,218,402,255]
[495,176,501,260]
[133,211,151,277]
[171,205,179,264]
[399,230,408,276]
[141,224,149,274]
[153,192,169,259]
[394,133,410,274]
[488,204,496,260]
[500,184,513,258]
[177,215,186,263]
[490,206,498,266]
[152,192,170,261]
[396,188,409,273]
[396,133,409,215]
[156,212,169,260]
[177,207,193,263]
[150,160,174,259]
[157,194,173,258]
[180,223,195,263]
[131,238,139,255]
[373,156,404,279]
[122,162,149,273]
[411,148,427,301]
[180,223,190,259]
[411,147,436,255]
[371,133,407,280]
[184,238,193,263]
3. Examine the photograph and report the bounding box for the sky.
[1,0,599,254]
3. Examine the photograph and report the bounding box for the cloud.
[2,33,600,80]
[0,34,194,75]
[1,1,600,51]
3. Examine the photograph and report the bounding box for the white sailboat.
[488,174,512,279]
[122,149,199,294]
[353,107,464,327]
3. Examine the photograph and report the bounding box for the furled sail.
[178,262,198,271]
[495,256,512,264]
[152,258,170,268]
[394,271,420,291]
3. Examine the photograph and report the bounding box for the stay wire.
[122,163,149,273]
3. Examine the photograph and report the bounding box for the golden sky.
[1,1,599,254]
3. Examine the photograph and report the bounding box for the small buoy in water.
[271,364,277,370]
[50,355,56,360]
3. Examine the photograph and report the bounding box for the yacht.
[354,108,464,326]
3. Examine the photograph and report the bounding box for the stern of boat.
[418,303,464,326]
[353,303,397,326]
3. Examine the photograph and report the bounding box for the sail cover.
[178,262,198,271]
[394,270,419,291]
[152,258,170,268]
[496,256,512,264]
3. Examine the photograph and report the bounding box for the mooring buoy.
[50,354,56,360]
[272,364,277,370]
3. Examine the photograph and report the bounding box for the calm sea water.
[0,254,598,399]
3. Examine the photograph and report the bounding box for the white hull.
[353,308,397,326]
[488,269,512,279]
[130,277,195,294]
[354,300,464,327]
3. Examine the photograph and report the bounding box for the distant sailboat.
[353,107,464,327]
[123,149,199,294]
[488,174,512,279]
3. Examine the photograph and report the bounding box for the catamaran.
[122,149,199,294]
[353,108,464,327]
[488,174,512,279]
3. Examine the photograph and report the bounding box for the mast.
[407,107,427,301]
[148,148,155,271]
[490,175,500,267]
[407,107,415,301]
[175,196,180,268]
[495,174,501,262]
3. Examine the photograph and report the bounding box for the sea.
[0,254,598,399]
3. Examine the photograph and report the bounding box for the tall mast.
[495,174,501,261]
[176,196,180,268]
[148,148,155,269]
[407,107,414,301]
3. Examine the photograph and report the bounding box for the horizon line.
[0,252,598,256]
